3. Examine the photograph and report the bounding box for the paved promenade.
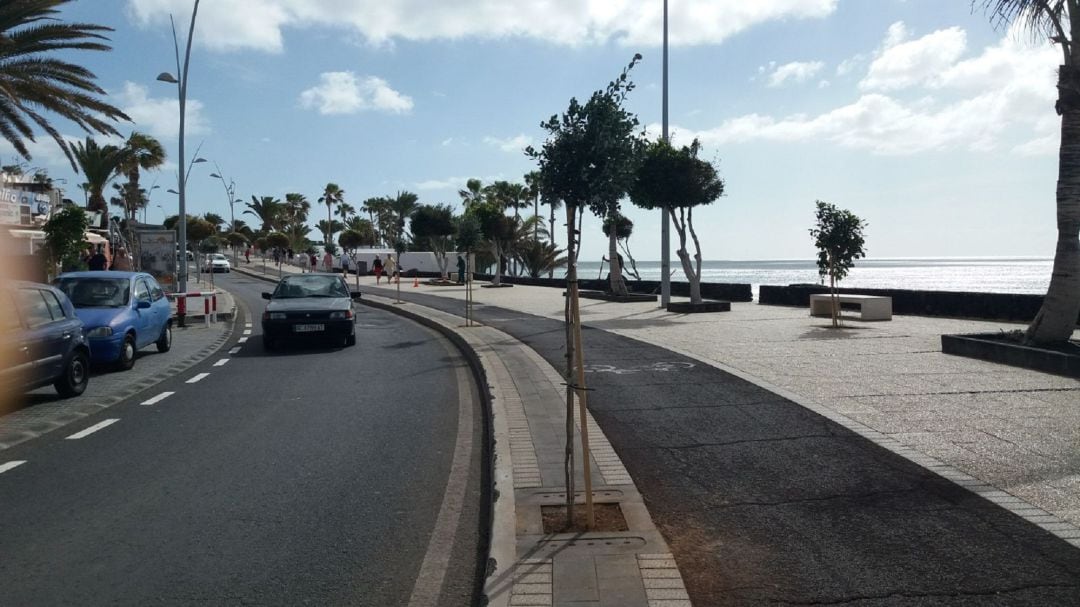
[245,263,1080,604]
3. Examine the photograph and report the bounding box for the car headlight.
[329,310,353,320]
[86,326,114,338]
[266,312,287,320]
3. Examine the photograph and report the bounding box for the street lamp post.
[660,0,671,309]
[209,165,240,263]
[157,0,201,327]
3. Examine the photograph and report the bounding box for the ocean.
[571,257,1054,295]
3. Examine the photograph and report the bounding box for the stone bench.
[810,293,892,321]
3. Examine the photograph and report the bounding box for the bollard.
[203,296,210,327]
[177,296,187,328]
[211,293,218,323]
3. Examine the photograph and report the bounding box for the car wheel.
[156,322,173,353]
[263,335,276,351]
[345,333,356,347]
[54,349,89,398]
[117,334,136,370]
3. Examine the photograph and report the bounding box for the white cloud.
[483,134,532,153]
[836,54,866,77]
[127,0,838,50]
[860,23,967,91]
[116,82,210,141]
[767,60,825,87]
[441,137,454,146]
[299,73,414,115]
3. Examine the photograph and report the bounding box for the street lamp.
[660,0,671,308]
[158,0,201,326]
[208,164,237,230]
[142,184,160,223]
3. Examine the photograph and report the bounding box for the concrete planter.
[667,300,731,314]
[578,290,656,303]
[941,332,1080,378]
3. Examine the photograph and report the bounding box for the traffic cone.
[413,276,419,288]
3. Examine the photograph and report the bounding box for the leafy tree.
[42,206,89,277]
[977,1,1080,344]
[466,199,515,285]
[198,236,222,254]
[455,214,481,254]
[630,138,724,304]
[809,200,867,328]
[265,232,290,266]
[72,137,122,223]
[0,1,130,170]
[318,183,344,246]
[338,229,364,253]
[203,212,225,232]
[411,203,456,278]
[602,213,641,281]
[225,231,248,250]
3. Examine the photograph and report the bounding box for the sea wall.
[467,274,754,302]
[759,284,1080,324]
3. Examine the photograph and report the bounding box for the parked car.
[261,273,360,351]
[203,253,231,273]
[54,272,173,370]
[0,281,90,398]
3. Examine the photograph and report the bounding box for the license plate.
[294,324,324,333]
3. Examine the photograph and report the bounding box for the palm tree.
[524,170,543,241]
[244,195,282,233]
[316,219,344,245]
[336,202,356,225]
[458,178,486,209]
[319,183,345,246]
[117,131,165,224]
[72,136,122,225]
[283,193,310,227]
[0,0,131,170]
[979,1,1080,344]
[203,212,225,233]
[389,190,420,245]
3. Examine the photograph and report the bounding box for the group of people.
[291,250,399,284]
[81,245,132,272]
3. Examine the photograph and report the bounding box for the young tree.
[411,204,457,279]
[809,200,867,328]
[630,138,724,304]
[338,229,364,254]
[43,206,89,278]
[601,214,641,280]
[977,1,1080,344]
[466,199,515,286]
[527,54,643,528]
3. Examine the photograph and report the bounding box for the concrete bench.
[810,293,892,321]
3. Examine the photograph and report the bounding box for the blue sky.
[8,0,1063,261]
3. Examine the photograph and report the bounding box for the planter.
[941,332,1080,378]
[667,300,731,314]
[578,290,656,303]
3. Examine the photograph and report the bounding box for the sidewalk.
[241,265,1080,604]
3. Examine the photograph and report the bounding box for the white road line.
[213,359,229,367]
[243,330,252,335]
[140,392,175,406]
[245,323,252,328]
[66,419,119,440]
[187,373,210,383]
[0,461,27,474]
[238,337,248,344]
[229,347,241,355]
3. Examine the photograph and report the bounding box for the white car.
[203,253,231,273]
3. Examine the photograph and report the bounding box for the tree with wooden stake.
[527,54,643,531]
[809,201,867,328]
[456,215,482,326]
[630,138,724,305]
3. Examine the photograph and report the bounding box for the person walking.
[340,250,352,276]
[372,254,383,285]
[457,254,466,284]
[322,250,333,273]
[309,252,317,270]
[385,254,398,284]
[110,247,133,271]
[245,247,251,264]
[297,251,308,273]
[87,246,108,271]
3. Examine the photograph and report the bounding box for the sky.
[6,0,1065,261]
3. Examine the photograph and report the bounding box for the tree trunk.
[688,207,704,305]
[563,203,578,524]
[549,205,557,279]
[672,208,701,304]
[829,261,840,328]
[1027,66,1080,344]
[491,246,502,286]
[607,228,628,296]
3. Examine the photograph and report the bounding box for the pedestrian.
[385,254,398,284]
[245,247,251,264]
[309,252,317,270]
[110,247,133,271]
[457,254,466,284]
[297,252,308,273]
[372,254,383,284]
[340,250,352,276]
[322,250,333,273]
[87,246,108,271]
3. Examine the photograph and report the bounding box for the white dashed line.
[245,323,252,328]
[140,392,175,406]
[0,461,27,474]
[238,337,248,344]
[243,330,252,336]
[229,347,241,355]
[66,419,119,440]
[213,359,229,367]
[186,373,210,383]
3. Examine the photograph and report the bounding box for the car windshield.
[55,277,131,308]
[273,275,349,299]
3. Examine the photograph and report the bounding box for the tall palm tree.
[244,195,282,233]
[336,202,356,225]
[980,1,1079,344]
[117,131,165,224]
[319,183,344,245]
[389,190,420,246]
[283,192,310,227]
[72,136,122,225]
[458,178,486,209]
[0,0,131,169]
[524,170,543,241]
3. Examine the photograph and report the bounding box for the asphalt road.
[368,285,1080,606]
[0,272,486,606]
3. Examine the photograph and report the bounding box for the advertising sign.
[136,229,178,292]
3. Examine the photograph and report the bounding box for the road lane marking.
[245,323,252,328]
[213,359,229,367]
[0,461,27,474]
[66,419,119,440]
[187,373,210,383]
[140,392,175,406]
[229,347,241,355]
[238,337,248,344]
[243,330,252,335]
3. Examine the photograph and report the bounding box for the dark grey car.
[260,273,360,351]
[1,281,90,398]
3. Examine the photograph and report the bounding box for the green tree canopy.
[43,205,89,276]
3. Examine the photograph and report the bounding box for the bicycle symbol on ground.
[584,361,696,375]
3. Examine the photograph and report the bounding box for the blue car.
[54,272,173,370]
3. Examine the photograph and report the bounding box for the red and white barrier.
[168,290,220,327]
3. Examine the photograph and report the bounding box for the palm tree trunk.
[1027,66,1080,344]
